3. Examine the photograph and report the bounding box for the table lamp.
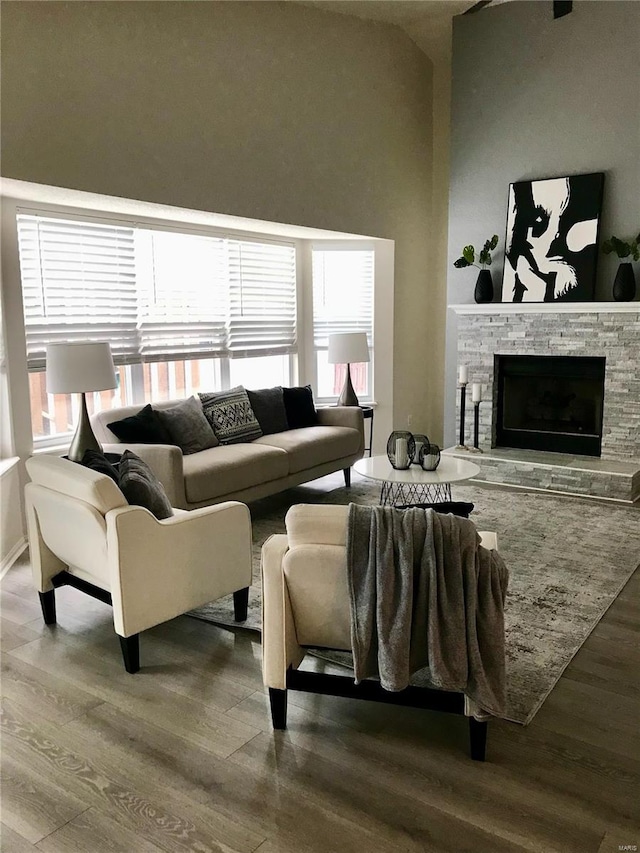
[46,342,117,462]
[327,332,370,407]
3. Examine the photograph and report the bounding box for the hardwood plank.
[0,591,43,627]
[0,752,89,844]
[2,699,265,853]
[227,692,604,853]
[1,654,103,725]
[597,825,640,853]
[0,619,40,653]
[9,639,261,759]
[0,822,39,852]
[60,703,416,852]
[35,808,164,853]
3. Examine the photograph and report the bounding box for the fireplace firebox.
[495,355,606,456]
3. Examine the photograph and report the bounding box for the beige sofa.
[92,401,364,510]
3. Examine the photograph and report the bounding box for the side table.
[360,405,374,457]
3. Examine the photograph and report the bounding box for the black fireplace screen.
[495,355,606,456]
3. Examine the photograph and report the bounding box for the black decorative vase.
[386,431,415,470]
[612,263,636,302]
[474,269,494,304]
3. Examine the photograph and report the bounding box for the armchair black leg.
[269,688,288,730]
[233,587,249,622]
[118,634,140,674]
[343,467,351,487]
[39,590,56,625]
[469,717,488,761]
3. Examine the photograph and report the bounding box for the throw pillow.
[199,387,263,444]
[156,397,219,455]
[107,404,173,445]
[282,385,318,429]
[246,386,289,436]
[118,450,174,520]
[79,449,121,484]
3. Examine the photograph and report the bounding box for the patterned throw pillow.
[199,387,262,444]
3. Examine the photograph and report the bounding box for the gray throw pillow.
[156,397,219,455]
[199,386,262,444]
[118,450,174,520]
[246,386,289,435]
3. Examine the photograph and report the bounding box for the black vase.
[474,269,494,304]
[612,263,636,301]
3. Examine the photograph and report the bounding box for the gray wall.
[444,0,640,446]
[0,1,443,440]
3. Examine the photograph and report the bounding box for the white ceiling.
[297,0,501,58]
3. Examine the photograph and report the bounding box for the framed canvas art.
[502,172,604,303]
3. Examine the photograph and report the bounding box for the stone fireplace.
[447,303,640,502]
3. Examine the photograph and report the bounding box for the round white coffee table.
[353,455,480,506]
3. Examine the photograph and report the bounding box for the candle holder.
[455,381,469,450]
[411,433,429,465]
[386,431,414,470]
[470,401,483,453]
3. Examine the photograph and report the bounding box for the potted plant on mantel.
[602,233,639,301]
[453,235,499,304]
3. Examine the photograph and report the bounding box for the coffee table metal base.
[380,480,452,507]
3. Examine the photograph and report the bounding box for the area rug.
[188,472,640,724]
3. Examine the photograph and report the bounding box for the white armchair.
[25,455,253,672]
[262,504,501,760]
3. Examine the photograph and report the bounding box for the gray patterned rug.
[189,472,640,725]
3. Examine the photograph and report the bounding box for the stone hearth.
[449,303,640,502]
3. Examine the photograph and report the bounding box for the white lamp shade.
[46,342,117,394]
[327,332,370,365]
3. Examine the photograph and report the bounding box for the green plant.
[454,235,499,270]
[602,233,640,262]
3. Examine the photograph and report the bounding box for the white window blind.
[228,239,297,358]
[137,229,229,363]
[312,247,374,349]
[17,213,298,368]
[17,214,138,369]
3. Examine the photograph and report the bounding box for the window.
[312,246,374,400]
[17,212,298,441]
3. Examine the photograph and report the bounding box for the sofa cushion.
[199,387,263,444]
[246,386,289,435]
[282,385,318,429]
[107,404,173,445]
[182,443,288,503]
[118,450,174,520]
[255,426,360,475]
[156,397,219,455]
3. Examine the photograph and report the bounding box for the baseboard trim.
[1,537,28,580]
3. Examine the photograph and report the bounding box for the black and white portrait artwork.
[502,173,604,303]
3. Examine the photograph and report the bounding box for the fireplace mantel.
[450,302,640,315]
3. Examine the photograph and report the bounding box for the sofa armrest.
[261,534,304,689]
[101,442,187,509]
[106,501,252,636]
[316,406,365,457]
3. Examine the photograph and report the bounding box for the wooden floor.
[1,552,639,853]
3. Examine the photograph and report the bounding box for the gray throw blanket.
[346,504,509,717]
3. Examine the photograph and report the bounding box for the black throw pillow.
[397,501,475,518]
[107,404,173,445]
[79,449,121,484]
[118,450,174,520]
[246,387,289,436]
[282,385,318,430]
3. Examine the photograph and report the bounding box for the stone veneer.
[449,304,640,501]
